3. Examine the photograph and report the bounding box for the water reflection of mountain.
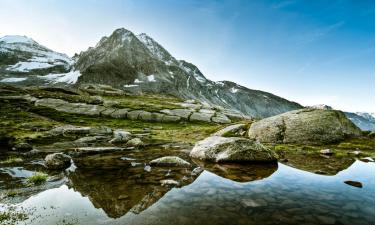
[281,153,355,175]
[67,165,198,218]
[193,160,278,182]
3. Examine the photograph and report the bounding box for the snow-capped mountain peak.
[0,35,74,75]
[0,35,37,45]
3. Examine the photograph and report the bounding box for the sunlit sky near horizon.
[0,0,374,112]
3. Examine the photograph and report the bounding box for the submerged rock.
[45,153,72,170]
[248,109,361,144]
[190,136,277,163]
[110,130,132,143]
[344,180,363,188]
[149,156,191,167]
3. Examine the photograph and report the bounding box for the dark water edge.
[1,159,375,225]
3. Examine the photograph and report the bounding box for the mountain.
[0,35,73,75]
[309,104,375,131]
[345,112,375,131]
[74,28,302,118]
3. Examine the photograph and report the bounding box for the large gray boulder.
[190,136,277,163]
[248,109,362,144]
[45,153,72,170]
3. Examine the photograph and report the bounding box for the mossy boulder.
[248,109,362,144]
[190,136,277,163]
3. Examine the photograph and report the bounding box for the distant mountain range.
[311,105,375,131]
[0,28,373,130]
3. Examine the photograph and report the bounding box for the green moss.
[27,172,48,185]
[1,156,23,164]
[103,94,183,112]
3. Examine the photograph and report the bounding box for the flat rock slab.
[190,112,213,122]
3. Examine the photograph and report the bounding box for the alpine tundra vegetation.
[1,1,375,225]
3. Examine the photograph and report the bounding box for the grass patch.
[103,94,184,112]
[1,156,23,164]
[27,172,48,185]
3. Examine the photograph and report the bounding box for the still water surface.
[3,159,374,225]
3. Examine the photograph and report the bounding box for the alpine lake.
[1,86,375,225]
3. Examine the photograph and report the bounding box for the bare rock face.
[45,153,71,170]
[248,109,362,144]
[190,136,277,163]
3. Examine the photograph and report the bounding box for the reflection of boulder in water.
[67,165,198,218]
[282,153,355,175]
[193,160,278,183]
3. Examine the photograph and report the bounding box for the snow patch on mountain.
[147,74,156,82]
[0,77,28,83]
[230,87,239,93]
[0,35,36,44]
[38,71,81,84]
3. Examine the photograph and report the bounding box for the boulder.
[126,138,144,147]
[162,115,181,122]
[103,100,119,107]
[139,111,153,121]
[89,126,113,135]
[101,108,117,117]
[320,149,334,155]
[190,112,213,123]
[110,130,132,143]
[368,131,375,139]
[35,98,66,108]
[160,109,193,119]
[127,110,144,120]
[248,109,362,144]
[45,153,72,170]
[48,125,91,136]
[149,156,191,167]
[110,108,128,118]
[190,136,277,163]
[212,124,247,137]
[211,113,231,124]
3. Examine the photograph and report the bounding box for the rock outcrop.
[190,136,277,162]
[44,153,72,170]
[34,97,240,124]
[248,109,362,144]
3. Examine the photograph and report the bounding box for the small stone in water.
[344,180,363,188]
[160,179,179,186]
[144,165,151,172]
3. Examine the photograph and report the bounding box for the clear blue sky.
[1,0,374,112]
